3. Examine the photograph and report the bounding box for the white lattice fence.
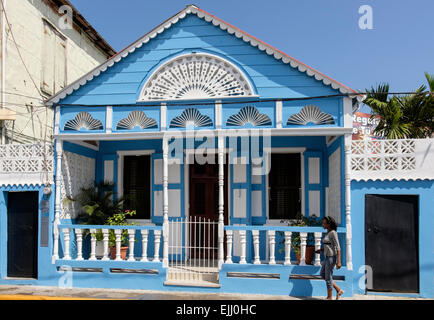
[350,139,434,181]
[0,144,54,185]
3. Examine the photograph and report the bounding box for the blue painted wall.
[351,179,434,298]
[58,14,340,106]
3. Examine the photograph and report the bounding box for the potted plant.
[63,181,125,258]
[278,213,321,265]
[292,214,321,264]
[107,210,137,260]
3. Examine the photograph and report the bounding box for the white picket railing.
[55,224,163,262]
[166,217,219,284]
[224,226,346,266]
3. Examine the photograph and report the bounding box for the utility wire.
[53,91,432,108]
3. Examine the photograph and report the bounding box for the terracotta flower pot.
[296,245,316,265]
[110,246,128,260]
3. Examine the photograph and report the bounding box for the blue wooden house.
[1,5,432,298]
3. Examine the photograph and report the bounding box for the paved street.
[0,285,428,300]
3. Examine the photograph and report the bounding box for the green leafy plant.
[278,214,322,255]
[63,181,126,241]
[107,210,137,247]
[363,73,434,139]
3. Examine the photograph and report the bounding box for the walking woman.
[316,216,344,300]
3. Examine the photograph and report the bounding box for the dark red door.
[189,155,228,258]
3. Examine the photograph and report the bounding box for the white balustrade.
[252,230,260,264]
[153,230,161,262]
[314,232,322,266]
[62,228,71,260]
[284,231,292,266]
[267,230,276,265]
[239,230,247,264]
[140,229,149,262]
[127,229,136,262]
[225,230,233,263]
[102,229,109,261]
[89,229,97,261]
[74,229,83,260]
[299,232,307,266]
[55,225,162,263]
[114,229,122,261]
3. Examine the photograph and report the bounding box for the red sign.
[352,112,382,140]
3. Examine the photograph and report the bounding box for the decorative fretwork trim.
[64,112,103,131]
[139,53,254,101]
[287,105,335,126]
[226,106,271,127]
[169,108,213,128]
[116,111,158,130]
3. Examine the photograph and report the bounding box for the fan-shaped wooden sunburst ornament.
[64,112,103,131]
[226,106,272,127]
[140,54,254,100]
[169,108,213,128]
[116,110,158,130]
[287,105,335,125]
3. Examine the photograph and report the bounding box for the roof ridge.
[46,5,361,105]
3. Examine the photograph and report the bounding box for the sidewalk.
[0,285,428,300]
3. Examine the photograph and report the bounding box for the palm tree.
[363,73,434,139]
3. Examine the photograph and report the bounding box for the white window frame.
[117,149,155,225]
[265,147,306,226]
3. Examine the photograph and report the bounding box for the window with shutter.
[123,155,151,219]
[41,20,66,95]
[269,153,301,219]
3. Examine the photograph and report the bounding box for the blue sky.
[71,0,433,98]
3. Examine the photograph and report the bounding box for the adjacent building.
[0,0,115,144]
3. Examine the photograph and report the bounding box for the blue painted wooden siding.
[58,15,339,106]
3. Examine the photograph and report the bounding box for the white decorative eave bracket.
[45,5,362,106]
[351,139,434,182]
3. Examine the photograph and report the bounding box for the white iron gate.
[167,217,219,283]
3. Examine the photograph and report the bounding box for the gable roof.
[48,0,115,57]
[46,4,361,105]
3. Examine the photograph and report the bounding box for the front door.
[189,155,228,258]
[7,191,39,278]
[365,194,419,293]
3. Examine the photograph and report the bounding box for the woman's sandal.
[336,290,344,300]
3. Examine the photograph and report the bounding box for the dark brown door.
[7,191,39,278]
[365,194,419,293]
[189,155,228,258]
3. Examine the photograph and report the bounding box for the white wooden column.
[162,137,169,267]
[345,139,353,270]
[217,135,225,268]
[52,139,63,263]
[89,229,97,260]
